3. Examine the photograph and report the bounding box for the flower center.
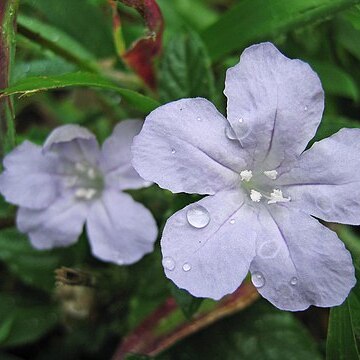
[239,169,291,205]
[64,162,104,201]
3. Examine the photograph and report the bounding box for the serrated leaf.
[202,0,360,61]
[159,32,215,103]
[0,294,59,348]
[169,284,203,319]
[0,72,160,113]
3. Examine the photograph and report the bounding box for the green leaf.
[0,228,86,292]
[0,294,59,348]
[159,32,215,103]
[314,115,360,142]
[311,61,359,101]
[160,301,322,360]
[202,0,360,61]
[170,284,203,319]
[0,72,160,113]
[17,14,97,72]
[327,229,360,360]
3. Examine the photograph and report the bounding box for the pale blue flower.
[0,120,158,265]
[132,42,356,310]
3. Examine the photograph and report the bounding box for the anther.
[267,189,291,204]
[264,170,278,180]
[240,170,253,182]
[250,189,262,202]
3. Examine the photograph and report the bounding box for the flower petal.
[16,194,88,249]
[101,120,149,190]
[86,190,157,265]
[249,205,355,311]
[0,141,60,209]
[161,190,257,300]
[132,98,247,195]
[278,128,360,225]
[43,124,100,165]
[224,42,324,167]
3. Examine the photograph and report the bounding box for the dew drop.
[230,219,235,224]
[162,256,175,271]
[171,149,176,154]
[290,277,298,286]
[182,263,191,272]
[186,205,210,229]
[259,241,278,258]
[251,272,265,288]
[316,196,332,213]
[225,125,237,140]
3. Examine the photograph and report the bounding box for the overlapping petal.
[17,194,89,249]
[249,205,355,310]
[161,190,257,300]
[0,141,60,209]
[132,98,247,195]
[278,128,360,225]
[224,42,324,168]
[43,124,100,166]
[101,120,150,190]
[86,190,157,265]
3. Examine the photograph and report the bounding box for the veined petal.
[224,42,324,168]
[249,205,355,311]
[86,190,157,265]
[0,141,60,209]
[278,128,360,225]
[132,98,247,195]
[161,190,256,300]
[17,194,88,249]
[43,124,100,166]
[101,120,150,190]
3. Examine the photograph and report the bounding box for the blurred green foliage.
[0,0,360,359]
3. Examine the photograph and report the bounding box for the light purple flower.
[0,120,158,265]
[131,42,357,311]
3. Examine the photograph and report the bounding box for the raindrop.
[171,149,176,154]
[259,241,278,258]
[233,118,250,140]
[290,277,298,286]
[225,125,237,140]
[186,205,210,229]
[196,117,202,121]
[251,272,265,288]
[304,105,308,111]
[230,219,235,224]
[182,263,191,272]
[162,257,175,271]
[316,196,332,213]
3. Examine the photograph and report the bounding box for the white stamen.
[250,189,262,202]
[75,188,97,200]
[268,189,291,204]
[87,168,96,179]
[264,170,278,180]
[75,162,87,172]
[240,170,253,182]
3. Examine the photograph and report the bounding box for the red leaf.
[116,0,164,90]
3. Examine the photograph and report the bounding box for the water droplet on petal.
[290,277,298,286]
[304,105,308,111]
[230,219,235,224]
[225,125,237,140]
[316,197,332,213]
[162,257,175,271]
[259,241,278,258]
[182,263,191,272]
[171,149,176,154]
[196,117,201,121]
[233,118,251,140]
[186,205,210,228]
[251,272,265,288]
